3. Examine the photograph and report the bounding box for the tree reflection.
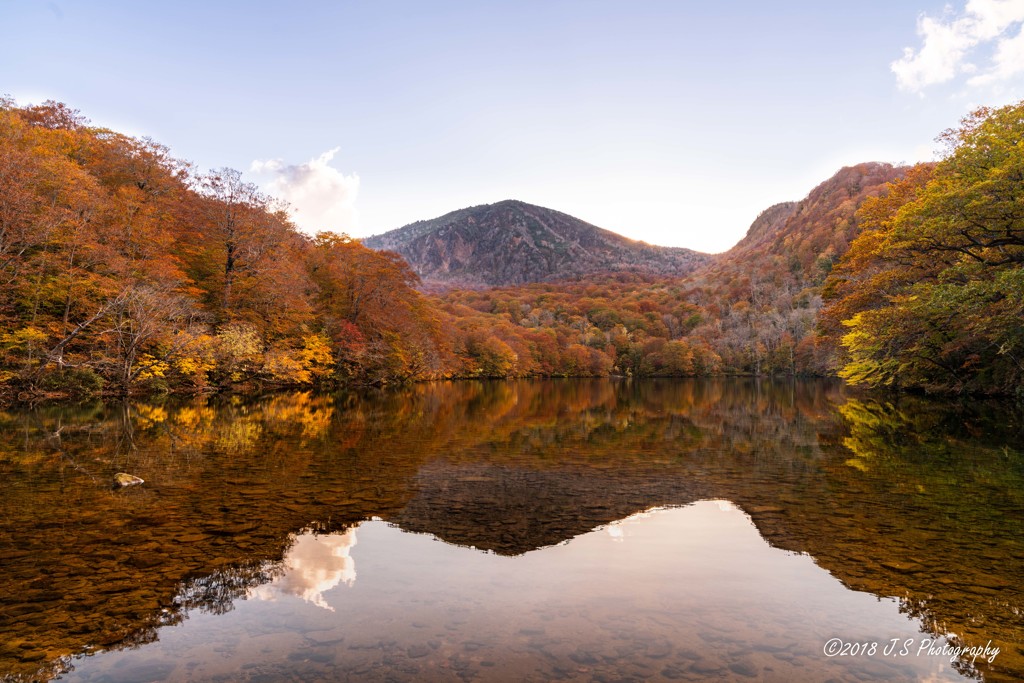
[176,558,285,617]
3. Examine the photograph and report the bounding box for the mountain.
[362,200,710,288]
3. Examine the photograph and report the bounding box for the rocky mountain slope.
[710,162,905,273]
[362,199,710,288]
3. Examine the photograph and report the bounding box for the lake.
[0,379,1021,682]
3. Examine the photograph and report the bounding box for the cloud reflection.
[250,528,357,611]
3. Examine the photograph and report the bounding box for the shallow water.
[0,379,1021,682]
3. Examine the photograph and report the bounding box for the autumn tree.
[308,233,451,383]
[196,168,268,316]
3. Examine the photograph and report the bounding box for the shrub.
[37,367,104,396]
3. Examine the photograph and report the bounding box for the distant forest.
[1,97,1021,399]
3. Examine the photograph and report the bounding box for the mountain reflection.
[0,379,1021,681]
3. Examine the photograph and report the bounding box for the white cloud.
[892,0,1024,93]
[969,22,1024,85]
[251,148,360,235]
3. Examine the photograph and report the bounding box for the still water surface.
[0,379,1021,682]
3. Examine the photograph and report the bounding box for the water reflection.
[61,503,970,682]
[0,379,1021,681]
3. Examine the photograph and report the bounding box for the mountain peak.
[363,201,709,289]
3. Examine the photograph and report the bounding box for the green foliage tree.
[823,101,1024,394]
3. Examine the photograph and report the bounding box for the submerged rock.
[113,472,144,488]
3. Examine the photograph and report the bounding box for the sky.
[3,0,1024,253]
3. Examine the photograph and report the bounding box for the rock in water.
[114,472,144,488]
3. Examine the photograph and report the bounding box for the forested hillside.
[1,97,1020,398]
[685,162,907,375]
